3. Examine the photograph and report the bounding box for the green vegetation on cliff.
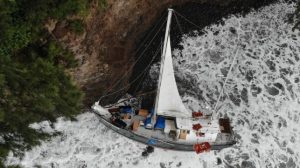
[0,0,104,166]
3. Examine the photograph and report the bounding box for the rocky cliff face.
[50,0,272,106]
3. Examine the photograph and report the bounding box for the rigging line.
[174,12,184,37]
[99,40,163,102]
[113,49,156,101]
[102,17,167,97]
[90,14,167,84]
[103,89,157,108]
[133,42,163,94]
[173,10,203,30]
[213,47,240,117]
[132,69,148,95]
[133,12,168,57]
[100,18,167,100]
[104,19,166,97]
[102,45,160,103]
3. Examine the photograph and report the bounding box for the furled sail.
[155,34,190,118]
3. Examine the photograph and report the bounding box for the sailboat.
[92,9,236,152]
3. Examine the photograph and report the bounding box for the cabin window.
[181,130,189,134]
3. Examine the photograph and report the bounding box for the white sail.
[155,35,190,118]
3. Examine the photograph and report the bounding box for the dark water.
[127,0,278,99]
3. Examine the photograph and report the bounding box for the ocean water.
[6,1,300,168]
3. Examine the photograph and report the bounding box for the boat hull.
[93,110,236,151]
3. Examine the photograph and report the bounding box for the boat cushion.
[119,106,133,113]
[154,116,165,129]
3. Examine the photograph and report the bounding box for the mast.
[152,9,173,125]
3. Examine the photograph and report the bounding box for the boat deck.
[94,111,236,151]
[92,103,236,150]
[135,126,173,141]
[103,110,236,145]
[133,122,235,145]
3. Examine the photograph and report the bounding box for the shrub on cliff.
[68,19,85,35]
[0,0,101,166]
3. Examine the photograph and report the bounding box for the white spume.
[156,35,190,118]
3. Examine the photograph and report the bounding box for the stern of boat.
[214,118,236,146]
